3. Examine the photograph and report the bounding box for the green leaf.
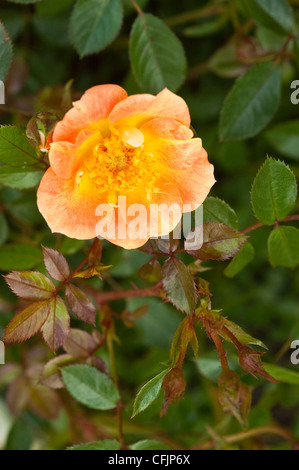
[184,15,228,38]
[132,369,169,417]
[4,299,51,342]
[0,244,42,270]
[32,15,70,48]
[186,222,247,261]
[0,22,13,80]
[251,158,297,225]
[138,258,162,283]
[209,42,246,79]
[41,296,70,352]
[195,354,240,383]
[0,166,43,189]
[63,329,98,358]
[36,0,75,16]
[130,440,170,450]
[263,363,299,384]
[60,238,85,255]
[199,308,267,349]
[224,242,255,278]
[0,212,9,245]
[203,197,238,229]
[129,13,187,93]
[268,225,299,268]
[222,318,267,349]
[266,121,299,161]
[162,257,197,314]
[5,194,41,224]
[247,0,295,36]
[219,63,281,140]
[69,0,123,57]
[5,419,32,451]
[62,365,120,410]
[4,270,56,300]
[0,11,25,41]
[68,439,121,450]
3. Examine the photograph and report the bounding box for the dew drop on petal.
[122,128,144,148]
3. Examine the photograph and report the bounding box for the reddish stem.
[91,282,164,304]
[210,331,229,371]
[242,214,299,235]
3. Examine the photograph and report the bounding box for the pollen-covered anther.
[85,127,153,195]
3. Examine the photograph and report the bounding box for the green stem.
[130,0,143,16]
[0,105,33,117]
[229,0,241,32]
[107,332,125,447]
[166,5,224,27]
[194,425,293,449]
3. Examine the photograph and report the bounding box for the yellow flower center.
[80,126,157,205]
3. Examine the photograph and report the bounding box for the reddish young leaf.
[4,271,56,300]
[138,240,156,254]
[0,364,21,387]
[170,317,198,366]
[42,246,70,281]
[26,111,58,149]
[162,257,197,314]
[28,385,61,420]
[41,354,76,389]
[239,348,278,384]
[218,371,251,428]
[63,328,98,358]
[156,234,180,254]
[86,356,109,376]
[7,376,30,415]
[65,284,96,325]
[161,368,186,416]
[4,299,51,343]
[186,222,247,261]
[41,296,70,352]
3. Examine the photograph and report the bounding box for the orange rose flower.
[37,85,215,249]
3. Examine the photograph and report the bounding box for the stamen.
[82,126,156,197]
